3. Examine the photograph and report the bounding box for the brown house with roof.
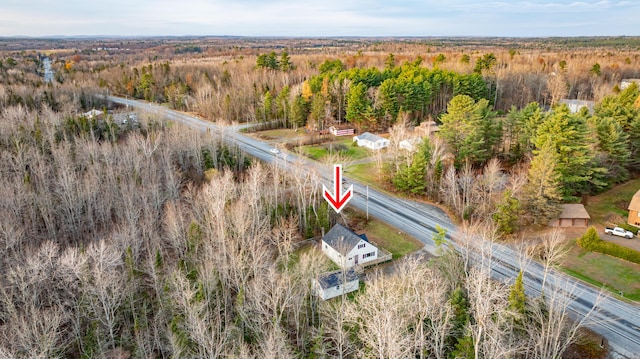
[549,204,591,227]
[628,190,640,228]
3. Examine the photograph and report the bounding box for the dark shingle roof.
[323,223,366,255]
[316,268,359,290]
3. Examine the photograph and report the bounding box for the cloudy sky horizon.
[1,0,638,38]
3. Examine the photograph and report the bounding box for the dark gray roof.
[323,223,367,255]
[316,268,359,290]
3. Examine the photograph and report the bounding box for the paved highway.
[108,96,640,358]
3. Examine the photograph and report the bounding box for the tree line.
[385,82,640,233]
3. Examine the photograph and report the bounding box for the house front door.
[354,254,359,265]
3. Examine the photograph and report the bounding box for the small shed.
[329,125,355,136]
[549,204,591,227]
[627,189,640,228]
[312,268,359,300]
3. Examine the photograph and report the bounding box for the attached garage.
[549,204,591,227]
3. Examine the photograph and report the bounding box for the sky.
[0,0,638,37]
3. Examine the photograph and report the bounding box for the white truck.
[604,226,634,239]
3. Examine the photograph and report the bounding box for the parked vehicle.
[604,227,634,239]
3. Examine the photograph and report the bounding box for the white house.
[312,268,359,300]
[559,99,595,114]
[321,223,379,268]
[353,132,390,150]
[621,79,640,90]
[83,109,104,119]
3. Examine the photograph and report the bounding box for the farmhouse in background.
[627,189,640,228]
[559,99,595,114]
[312,268,359,300]
[549,204,591,227]
[83,109,104,120]
[321,223,379,268]
[621,79,640,90]
[353,132,390,150]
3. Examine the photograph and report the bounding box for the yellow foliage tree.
[301,81,313,101]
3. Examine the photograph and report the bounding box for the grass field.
[255,128,303,140]
[361,219,424,259]
[561,244,640,301]
[345,163,387,188]
[300,138,372,161]
[585,178,640,224]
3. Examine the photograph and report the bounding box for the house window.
[363,252,375,259]
[358,243,366,249]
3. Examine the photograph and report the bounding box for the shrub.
[577,227,600,250]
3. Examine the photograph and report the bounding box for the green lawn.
[255,128,303,140]
[345,163,387,188]
[585,178,640,224]
[300,138,372,161]
[362,219,424,259]
[561,245,640,301]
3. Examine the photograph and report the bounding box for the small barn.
[321,223,379,268]
[329,125,355,136]
[627,189,640,228]
[312,268,359,301]
[353,132,390,150]
[549,204,591,227]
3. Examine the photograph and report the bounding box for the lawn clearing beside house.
[300,137,372,161]
[345,163,387,188]
[561,244,640,301]
[360,219,424,259]
[585,178,640,224]
[254,128,303,140]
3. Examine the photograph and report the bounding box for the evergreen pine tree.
[534,104,606,199]
[524,139,562,224]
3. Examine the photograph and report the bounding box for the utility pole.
[366,185,369,220]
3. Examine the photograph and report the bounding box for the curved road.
[108,96,640,358]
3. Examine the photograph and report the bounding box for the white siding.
[354,136,390,150]
[322,239,379,268]
[321,240,346,267]
[345,240,378,267]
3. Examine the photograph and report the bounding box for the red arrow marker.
[323,164,353,213]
